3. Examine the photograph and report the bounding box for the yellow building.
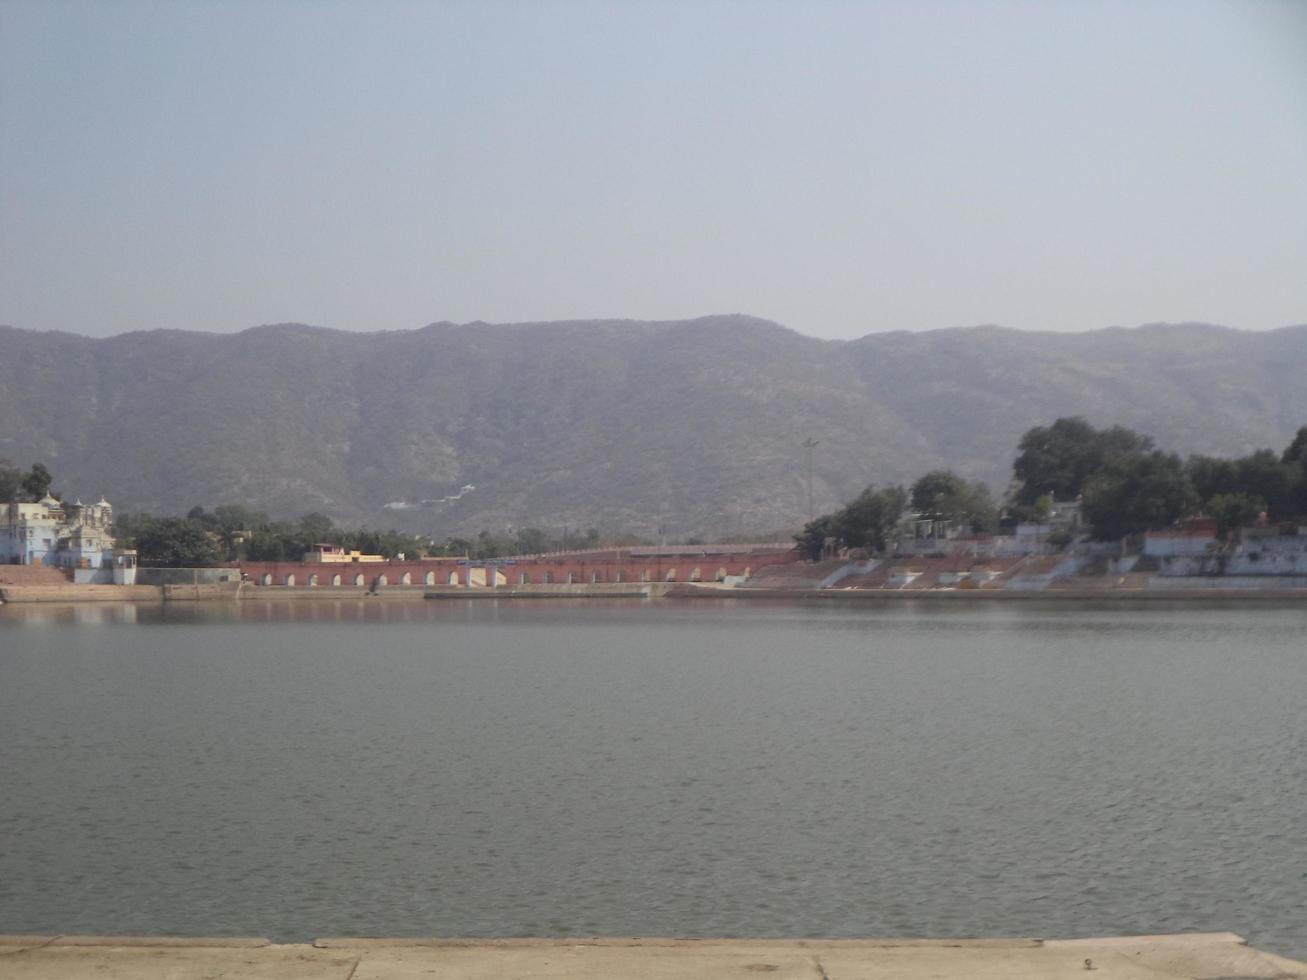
[303,543,386,563]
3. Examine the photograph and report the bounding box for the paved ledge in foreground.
[1,933,1303,979]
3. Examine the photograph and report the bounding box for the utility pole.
[802,437,819,523]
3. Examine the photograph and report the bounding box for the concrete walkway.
[0,933,1303,979]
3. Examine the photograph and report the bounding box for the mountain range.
[2,315,1304,538]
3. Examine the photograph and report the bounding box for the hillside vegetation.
[1,316,1304,538]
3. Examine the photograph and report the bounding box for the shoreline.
[4,581,1307,604]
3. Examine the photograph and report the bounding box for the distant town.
[3,416,1306,600]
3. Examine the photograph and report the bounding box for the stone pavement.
[1,933,1304,980]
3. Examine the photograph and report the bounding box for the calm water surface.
[1,599,1304,956]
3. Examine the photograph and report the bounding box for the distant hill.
[1,316,1304,537]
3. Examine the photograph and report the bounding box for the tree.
[514,527,549,555]
[797,483,908,556]
[1097,425,1157,463]
[1185,455,1238,504]
[1281,427,1307,520]
[245,533,287,562]
[442,537,474,557]
[339,527,419,559]
[186,506,219,529]
[911,471,958,514]
[1233,449,1296,519]
[1282,426,1307,466]
[910,470,998,533]
[794,515,834,561]
[1293,467,1307,520]
[110,512,153,550]
[1011,418,1153,504]
[20,463,53,501]
[1207,493,1266,537]
[475,529,509,559]
[1031,492,1053,522]
[1081,452,1197,540]
[1002,493,1052,527]
[135,517,221,567]
[833,484,908,553]
[208,504,265,558]
[299,512,335,539]
[0,459,22,503]
[214,504,269,534]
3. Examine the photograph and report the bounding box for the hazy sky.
[2,0,1305,340]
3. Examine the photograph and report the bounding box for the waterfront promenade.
[1,934,1304,979]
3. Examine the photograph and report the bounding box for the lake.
[1,598,1304,957]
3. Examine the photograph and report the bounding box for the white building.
[1142,520,1220,558]
[1,494,135,583]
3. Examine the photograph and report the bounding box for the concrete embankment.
[6,581,1307,604]
[0,584,163,603]
[240,585,429,601]
[699,585,1307,601]
[0,933,1301,979]
[0,583,245,603]
[425,583,674,599]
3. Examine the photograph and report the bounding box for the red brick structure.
[239,545,798,590]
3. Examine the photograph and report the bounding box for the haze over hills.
[1,315,1304,539]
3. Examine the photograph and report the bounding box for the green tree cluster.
[121,503,630,567]
[0,460,55,503]
[910,470,998,533]
[797,470,999,560]
[1183,449,1301,520]
[1010,417,1154,510]
[797,420,1307,560]
[133,517,222,567]
[1010,418,1307,540]
[1080,451,1196,541]
[119,506,433,567]
[796,484,909,559]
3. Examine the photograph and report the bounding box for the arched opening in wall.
[400,572,412,585]
[260,573,272,586]
[543,571,553,584]
[665,569,677,582]
[715,567,727,582]
[589,571,601,584]
[332,573,342,587]
[615,570,625,583]
[447,571,459,586]
[375,574,388,588]
[689,567,702,582]
[354,573,365,587]
[308,573,318,587]
[743,566,751,579]
[566,572,577,584]
[285,573,296,586]
[518,571,530,585]
[640,569,650,582]
[424,571,435,586]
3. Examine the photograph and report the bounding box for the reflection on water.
[0,601,143,626]
[1,599,1305,957]
[3,594,1299,627]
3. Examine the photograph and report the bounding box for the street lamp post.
[802,437,819,523]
